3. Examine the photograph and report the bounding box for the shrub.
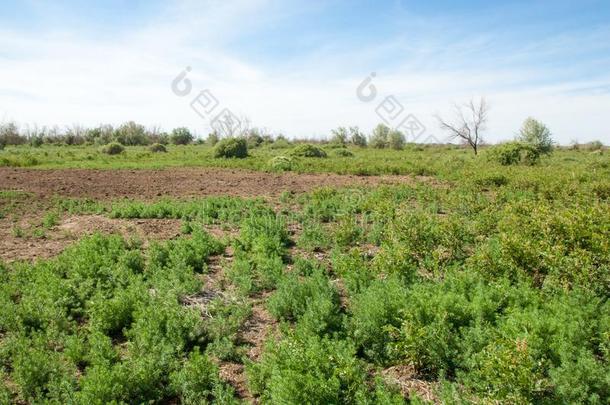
[169,349,236,404]
[101,142,125,155]
[206,132,219,146]
[267,270,341,335]
[347,276,409,363]
[170,127,193,145]
[388,130,406,150]
[290,144,327,158]
[149,143,167,153]
[269,137,291,149]
[247,130,264,148]
[247,332,403,404]
[113,121,149,146]
[370,123,390,148]
[332,148,354,157]
[214,137,248,158]
[349,126,367,147]
[330,127,348,145]
[488,141,540,165]
[268,155,293,171]
[518,117,553,154]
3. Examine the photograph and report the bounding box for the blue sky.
[1,0,609,143]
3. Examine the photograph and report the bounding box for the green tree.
[170,127,194,145]
[370,123,390,148]
[518,117,553,155]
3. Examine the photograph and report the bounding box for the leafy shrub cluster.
[268,155,293,171]
[247,332,404,404]
[149,142,167,153]
[214,137,248,158]
[290,143,327,158]
[0,230,237,403]
[488,141,541,165]
[101,142,125,155]
[227,212,290,294]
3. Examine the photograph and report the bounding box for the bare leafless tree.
[436,97,488,155]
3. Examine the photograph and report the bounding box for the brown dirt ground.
[0,167,425,200]
[0,214,182,262]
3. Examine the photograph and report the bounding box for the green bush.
[149,143,167,153]
[247,332,403,404]
[170,127,193,145]
[388,130,406,150]
[332,148,354,157]
[214,137,248,158]
[268,155,293,171]
[290,143,327,158]
[347,276,409,363]
[101,142,125,155]
[370,123,390,148]
[206,132,219,146]
[488,141,540,165]
[267,270,341,335]
[169,349,237,404]
[518,117,553,155]
[113,121,149,146]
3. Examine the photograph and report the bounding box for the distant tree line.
[0,118,605,154]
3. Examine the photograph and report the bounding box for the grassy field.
[0,144,609,403]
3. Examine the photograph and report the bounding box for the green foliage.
[268,155,293,171]
[170,127,194,145]
[169,349,237,404]
[101,142,124,155]
[2,140,609,403]
[519,117,553,155]
[247,332,403,404]
[290,143,327,158]
[488,141,541,165]
[347,275,409,363]
[214,137,248,158]
[207,131,220,146]
[330,126,348,145]
[349,126,367,147]
[0,230,233,403]
[332,148,354,157]
[149,142,167,152]
[370,123,391,148]
[268,270,341,335]
[388,130,406,150]
[113,121,149,146]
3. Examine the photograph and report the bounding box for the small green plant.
[101,142,125,155]
[12,225,25,237]
[42,212,59,229]
[214,137,248,158]
[290,144,327,158]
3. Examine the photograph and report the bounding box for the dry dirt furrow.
[0,167,425,200]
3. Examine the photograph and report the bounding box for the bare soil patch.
[0,214,182,262]
[382,365,440,403]
[0,167,424,200]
